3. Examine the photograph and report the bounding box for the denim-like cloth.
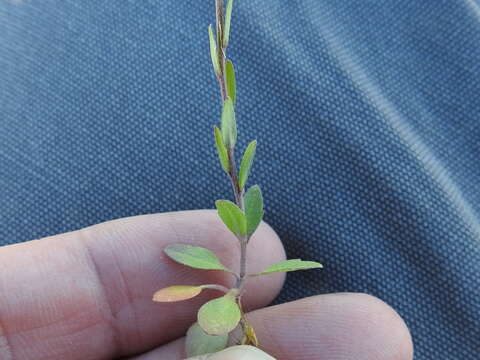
[1,1,479,358]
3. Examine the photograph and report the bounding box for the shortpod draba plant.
[152,1,323,357]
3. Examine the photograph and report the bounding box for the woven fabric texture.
[1,1,479,359]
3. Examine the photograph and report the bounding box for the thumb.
[187,345,276,360]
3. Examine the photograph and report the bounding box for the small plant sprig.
[153,1,323,357]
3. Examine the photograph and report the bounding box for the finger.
[0,210,285,360]
[132,293,413,360]
[187,346,275,360]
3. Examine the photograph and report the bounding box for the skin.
[0,210,413,360]
[188,345,275,359]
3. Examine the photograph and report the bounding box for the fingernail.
[188,345,276,360]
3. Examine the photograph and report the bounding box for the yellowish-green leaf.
[215,200,247,236]
[153,285,202,303]
[198,294,241,335]
[209,25,220,75]
[238,141,257,190]
[244,185,264,236]
[214,126,230,173]
[226,60,236,104]
[223,0,234,47]
[164,244,231,272]
[221,98,237,148]
[186,322,228,357]
[254,259,323,276]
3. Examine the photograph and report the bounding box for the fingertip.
[188,346,276,360]
[248,293,413,360]
[353,294,414,360]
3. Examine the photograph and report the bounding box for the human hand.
[0,211,413,359]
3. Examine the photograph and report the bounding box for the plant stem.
[237,236,247,286]
[215,0,247,293]
[227,149,243,209]
[228,149,247,290]
[215,0,225,48]
[216,0,227,100]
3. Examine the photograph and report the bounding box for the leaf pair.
[213,96,237,174]
[208,0,236,95]
[209,0,234,60]
[214,126,256,191]
[216,185,264,238]
[214,76,240,173]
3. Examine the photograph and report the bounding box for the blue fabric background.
[1,1,479,358]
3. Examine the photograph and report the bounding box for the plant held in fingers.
[153,0,323,357]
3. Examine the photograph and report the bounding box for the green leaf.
[244,185,264,236]
[164,244,231,272]
[223,0,234,47]
[225,60,237,104]
[214,126,230,173]
[221,98,237,148]
[198,294,241,335]
[186,322,228,357]
[254,259,323,276]
[215,200,247,236]
[153,285,203,302]
[238,141,257,190]
[209,25,220,75]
